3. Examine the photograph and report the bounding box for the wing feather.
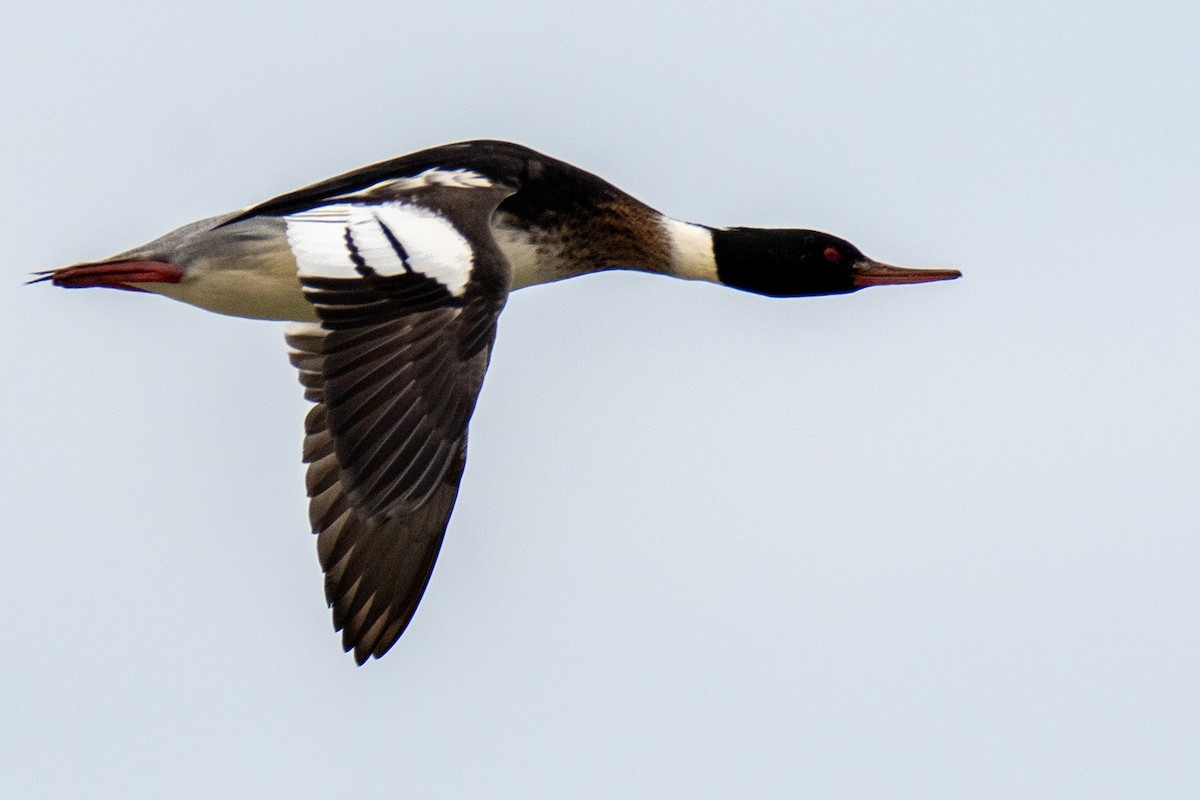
[282,180,513,662]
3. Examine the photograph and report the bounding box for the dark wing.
[287,324,476,663]
[224,140,547,225]
[282,180,514,663]
[220,138,652,232]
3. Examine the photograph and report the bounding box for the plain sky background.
[4,1,1198,797]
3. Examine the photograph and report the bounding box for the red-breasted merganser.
[34,140,960,663]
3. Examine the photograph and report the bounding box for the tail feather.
[29,260,184,291]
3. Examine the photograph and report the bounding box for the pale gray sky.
[4,1,1199,796]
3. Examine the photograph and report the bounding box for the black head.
[711,227,959,297]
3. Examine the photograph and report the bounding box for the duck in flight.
[34,140,960,664]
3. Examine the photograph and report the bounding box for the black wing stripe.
[375,216,413,271]
[344,225,371,275]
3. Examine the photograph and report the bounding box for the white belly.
[139,246,317,321]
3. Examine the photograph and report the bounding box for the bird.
[33,139,960,664]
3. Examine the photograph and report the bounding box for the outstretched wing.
[220,139,656,236]
[224,140,547,225]
[282,178,515,663]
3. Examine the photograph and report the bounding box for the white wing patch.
[332,168,494,200]
[285,202,474,295]
[387,168,493,191]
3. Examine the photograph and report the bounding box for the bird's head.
[712,227,960,297]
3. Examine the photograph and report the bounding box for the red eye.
[823,246,842,263]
